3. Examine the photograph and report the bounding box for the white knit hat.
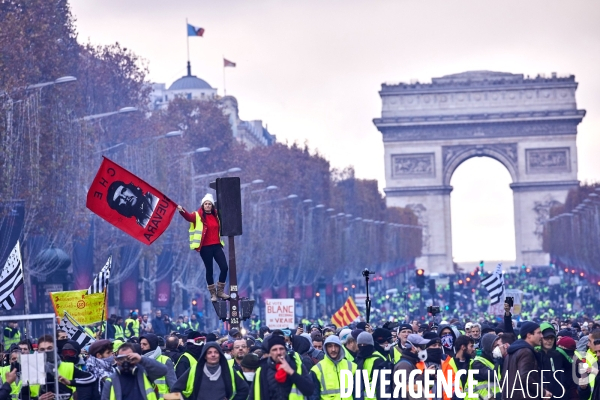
[339,328,352,344]
[201,193,215,205]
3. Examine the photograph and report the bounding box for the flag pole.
[186,18,190,66]
[102,286,108,340]
[223,58,227,97]
[64,311,96,342]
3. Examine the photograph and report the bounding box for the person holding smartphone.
[101,343,167,400]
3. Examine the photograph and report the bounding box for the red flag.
[86,157,177,245]
[223,58,236,68]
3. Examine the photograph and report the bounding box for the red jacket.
[179,207,223,250]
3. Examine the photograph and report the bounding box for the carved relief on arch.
[442,143,518,185]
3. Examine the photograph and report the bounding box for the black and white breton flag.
[0,241,24,310]
[481,263,505,305]
[87,256,111,295]
[58,312,95,347]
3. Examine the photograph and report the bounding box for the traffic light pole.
[228,236,240,329]
[419,288,423,317]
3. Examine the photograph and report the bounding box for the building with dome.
[150,62,275,149]
[150,63,217,107]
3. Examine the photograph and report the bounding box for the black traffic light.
[416,269,425,289]
[427,279,436,296]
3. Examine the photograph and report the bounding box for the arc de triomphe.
[373,71,585,274]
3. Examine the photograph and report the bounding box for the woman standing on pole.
[177,193,230,302]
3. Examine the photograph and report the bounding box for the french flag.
[187,23,204,37]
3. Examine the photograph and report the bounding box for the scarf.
[143,346,162,360]
[274,364,287,383]
[86,356,115,380]
[203,364,222,381]
[86,356,115,393]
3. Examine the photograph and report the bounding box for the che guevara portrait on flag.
[86,157,177,245]
[106,180,159,228]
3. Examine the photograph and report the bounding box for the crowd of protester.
[1,297,599,400]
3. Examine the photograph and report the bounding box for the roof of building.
[168,75,213,91]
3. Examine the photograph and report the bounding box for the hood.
[437,324,458,341]
[300,333,318,353]
[198,341,227,367]
[185,341,205,358]
[324,335,345,363]
[141,333,159,351]
[577,336,589,353]
[291,335,311,356]
[507,339,534,355]
[480,333,499,358]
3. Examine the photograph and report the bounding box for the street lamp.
[250,185,277,194]
[96,131,184,154]
[76,106,139,122]
[193,166,241,180]
[25,76,77,90]
[183,147,211,156]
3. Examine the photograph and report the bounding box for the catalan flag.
[331,296,360,328]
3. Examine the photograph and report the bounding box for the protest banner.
[50,289,106,325]
[265,298,295,329]
[488,288,524,316]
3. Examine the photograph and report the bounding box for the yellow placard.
[50,289,106,325]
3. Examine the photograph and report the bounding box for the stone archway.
[374,71,585,273]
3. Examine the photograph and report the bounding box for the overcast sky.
[70,0,600,263]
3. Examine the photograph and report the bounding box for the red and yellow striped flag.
[331,296,360,328]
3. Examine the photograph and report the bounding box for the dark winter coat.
[172,342,248,400]
[502,340,543,400]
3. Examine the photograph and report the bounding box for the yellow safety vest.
[311,357,357,400]
[188,212,224,250]
[253,353,304,400]
[84,327,95,338]
[465,356,501,400]
[125,318,140,338]
[57,362,76,394]
[183,362,239,399]
[115,325,125,340]
[4,330,20,348]
[188,321,200,331]
[107,374,157,400]
[362,351,386,400]
[582,349,598,399]
[152,355,171,398]
[390,347,402,364]
[0,366,38,399]
[175,352,197,369]
[0,366,20,400]
[343,346,354,363]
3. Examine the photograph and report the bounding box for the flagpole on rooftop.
[186,18,191,76]
[223,56,227,96]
